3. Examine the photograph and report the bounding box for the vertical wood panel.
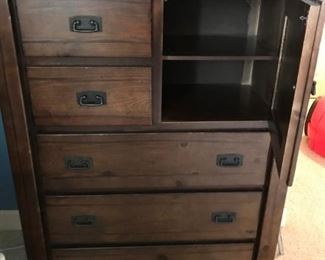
[285,3,325,185]
[258,6,324,259]
[257,161,284,260]
[0,0,47,259]
[152,0,163,123]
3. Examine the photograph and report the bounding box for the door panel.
[272,0,324,184]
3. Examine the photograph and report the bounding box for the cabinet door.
[272,0,324,185]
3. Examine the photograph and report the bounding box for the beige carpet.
[277,136,325,260]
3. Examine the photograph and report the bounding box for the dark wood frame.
[0,0,47,259]
[258,3,325,259]
[0,0,324,259]
[285,3,325,185]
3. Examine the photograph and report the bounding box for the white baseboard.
[0,210,21,230]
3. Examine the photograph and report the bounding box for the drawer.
[16,0,151,57]
[38,132,270,192]
[52,243,254,260]
[28,67,152,126]
[46,192,261,244]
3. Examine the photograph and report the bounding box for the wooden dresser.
[0,0,324,259]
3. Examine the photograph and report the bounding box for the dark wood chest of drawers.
[0,0,324,259]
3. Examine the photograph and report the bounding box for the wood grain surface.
[16,0,152,57]
[28,67,152,126]
[37,132,270,192]
[46,192,262,244]
[52,243,254,260]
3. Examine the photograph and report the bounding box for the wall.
[0,111,17,210]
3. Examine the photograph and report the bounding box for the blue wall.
[0,111,17,209]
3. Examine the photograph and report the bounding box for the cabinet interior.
[163,0,279,56]
[162,0,310,140]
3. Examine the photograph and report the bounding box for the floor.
[277,136,325,260]
[0,230,26,260]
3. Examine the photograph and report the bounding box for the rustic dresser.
[0,0,324,259]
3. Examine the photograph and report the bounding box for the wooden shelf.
[163,36,276,57]
[163,55,277,61]
[162,84,271,122]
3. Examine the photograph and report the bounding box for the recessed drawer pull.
[72,215,96,226]
[77,91,107,107]
[216,154,243,167]
[65,156,93,170]
[212,212,237,224]
[70,16,102,33]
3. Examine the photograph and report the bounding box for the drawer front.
[46,193,261,244]
[28,67,152,126]
[38,132,270,192]
[16,0,151,57]
[52,244,254,260]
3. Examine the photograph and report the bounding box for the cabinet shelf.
[163,55,277,61]
[163,36,276,57]
[162,84,271,122]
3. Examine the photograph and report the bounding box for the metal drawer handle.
[216,154,243,167]
[77,91,107,107]
[70,16,102,33]
[65,156,93,170]
[72,215,96,226]
[79,94,104,106]
[72,20,99,33]
[212,212,237,224]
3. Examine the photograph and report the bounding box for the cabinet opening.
[162,0,311,130]
[163,0,285,58]
[162,60,274,122]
